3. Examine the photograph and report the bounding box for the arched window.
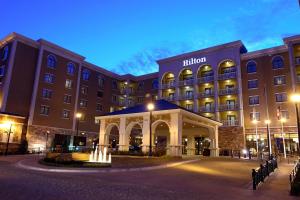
[1,46,9,61]
[246,61,257,73]
[67,62,75,75]
[82,68,90,81]
[47,55,57,68]
[152,79,159,89]
[272,56,284,69]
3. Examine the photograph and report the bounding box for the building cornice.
[283,35,300,44]
[241,45,288,60]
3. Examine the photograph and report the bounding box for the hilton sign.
[183,57,206,67]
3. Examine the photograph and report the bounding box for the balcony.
[161,81,176,89]
[218,104,239,111]
[219,88,238,95]
[295,57,300,65]
[218,72,237,80]
[162,96,176,101]
[197,76,214,83]
[178,94,194,101]
[199,106,215,113]
[221,120,239,127]
[178,79,194,87]
[198,90,214,98]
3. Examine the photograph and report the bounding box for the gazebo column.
[99,119,107,151]
[186,136,196,156]
[209,125,219,157]
[118,117,128,151]
[142,114,150,154]
[169,113,182,157]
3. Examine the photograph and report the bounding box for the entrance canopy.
[95,100,222,157]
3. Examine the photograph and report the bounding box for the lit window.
[275,93,287,102]
[81,86,88,95]
[82,69,90,81]
[250,112,260,121]
[248,79,258,89]
[152,79,159,89]
[96,103,103,111]
[40,105,50,115]
[44,73,55,84]
[63,94,72,104]
[0,65,5,76]
[272,56,284,69]
[280,110,289,119]
[274,75,286,85]
[67,62,75,75]
[246,61,257,73]
[249,96,259,105]
[42,88,52,99]
[47,55,57,69]
[65,79,73,89]
[80,99,88,108]
[62,109,70,119]
[1,46,9,61]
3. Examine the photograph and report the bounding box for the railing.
[295,57,300,65]
[221,120,239,126]
[161,81,176,89]
[296,76,300,83]
[198,91,214,98]
[218,72,237,80]
[252,158,278,190]
[219,104,239,111]
[219,88,238,95]
[199,106,215,113]
[178,79,194,87]
[290,160,300,196]
[178,94,194,101]
[197,76,214,83]
[162,96,176,101]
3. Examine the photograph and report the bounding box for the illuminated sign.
[183,57,206,67]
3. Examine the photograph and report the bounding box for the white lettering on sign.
[183,57,206,67]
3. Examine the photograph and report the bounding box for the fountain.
[88,146,111,164]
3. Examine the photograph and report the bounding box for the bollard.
[252,169,257,190]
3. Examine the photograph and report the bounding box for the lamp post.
[265,119,272,159]
[252,119,259,159]
[147,103,154,157]
[280,118,287,159]
[4,121,13,156]
[290,93,300,156]
[75,112,82,150]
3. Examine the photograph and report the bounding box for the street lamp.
[75,112,82,150]
[264,119,272,159]
[280,118,287,159]
[3,121,13,156]
[147,103,154,156]
[252,119,259,159]
[290,93,300,156]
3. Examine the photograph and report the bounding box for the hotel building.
[0,32,299,155]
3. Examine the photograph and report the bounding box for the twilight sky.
[1,0,300,75]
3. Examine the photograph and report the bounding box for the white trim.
[28,46,44,125]
[1,40,17,112]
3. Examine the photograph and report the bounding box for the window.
[281,110,289,119]
[274,75,286,85]
[296,57,300,65]
[248,79,258,89]
[112,95,117,102]
[138,97,144,103]
[65,79,73,89]
[137,82,144,91]
[275,93,287,102]
[62,109,70,119]
[272,56,284,69]
[250,112,260,121]
[185,104,193,110]
[67,62,75,75]
[80,99,88,108]
[204,88,213,94]
[249,96,259,105]
[47,55,57,69]
[81,86,88,95]
[247,61,257,73]
[152,79,159,89]
[63,94,71,104]
[1,46,9,61]
[185,90,193,98]
[42,88,52,99]
[0,65,5,76]
[82,69,90,81]
[96,103,103,112]
[112,80,118,89]
[44,73,55,84]
[97,91,103,98]
[40,105,50,115]
[98,75,104,88]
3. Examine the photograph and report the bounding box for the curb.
[16,159,199,173]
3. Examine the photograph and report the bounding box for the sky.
[1,0,300,76]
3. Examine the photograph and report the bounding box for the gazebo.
[95,100,222,157]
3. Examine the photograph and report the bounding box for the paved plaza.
[0,155,297,200]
